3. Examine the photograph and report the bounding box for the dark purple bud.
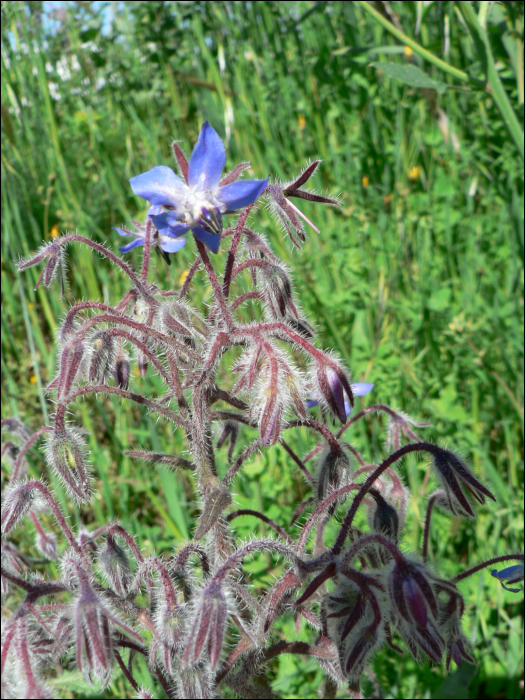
[389,560,437,629]
[316,360,354,423]
[260,393,283,446]
[369,488,399,542]
[113,356,130,390]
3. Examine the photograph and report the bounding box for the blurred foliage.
[1,1,523,698]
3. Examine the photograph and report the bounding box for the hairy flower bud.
[388,559,437,630]
[427,445,496,518]
[324,572,384,680]
[88,331,115,383]
[368,487,399,542]
[184,582,228,669]
[99,535,132,597]
[35,528,58,560]
[137,351,148,378]
[46,429,92,503]
[113,355,130,390]
[315,444,352,503]
[1,481,39,536]
[58,337,85,399]
[260,263,298,320]
[314,358,354,423]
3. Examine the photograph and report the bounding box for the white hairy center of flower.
[173,186,225,227]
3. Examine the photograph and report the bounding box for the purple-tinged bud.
[315,359,354,423]
[113,355,130,390]
[1,542,28,595]
[1,481,40,536]
[46,429,92,503]
[99,535,132,597]
[88,331,115,383]
[287,316,316,339]
[368,488,399,542]
[137,351,148,378]
[259,391,283,446]
[194,482,232,540]
[324,573,385,681]
[73,563,142,684]
[184,582,228,669]
[315,445,352,503]
[388,559,437,629]
[426,445,496,518]
[58,338,85,399]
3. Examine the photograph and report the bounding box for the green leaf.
[372,62,448,93]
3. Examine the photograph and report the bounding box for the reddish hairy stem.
[141,217,153,284]
[223,203,254,299]
[423,492,440,562]
[58,384,185,428]
[297,483,360,554]
[195,240,234,330]
[178,256,201,299]
[279,439,313,484]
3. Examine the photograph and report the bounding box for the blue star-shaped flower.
[128,122,268,254]
[115,205,187,262]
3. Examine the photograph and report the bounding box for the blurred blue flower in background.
[491,564,524,592]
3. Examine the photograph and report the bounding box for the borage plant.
[2,122,523,699]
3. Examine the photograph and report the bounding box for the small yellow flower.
[179,268,190,286]
[298,116,306,131]
[29,374,38,384]
[408,165,420,181]
[49,224,60,239]
[404,45,414,58]
[361,175,369,188]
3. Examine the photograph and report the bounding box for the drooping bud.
[426,445,496,518]
[1,481,39,536]
[88,331,115,383]
[324,571,384,681]
[388,558,438,630]
[46,429,92,503]
[314,358,354,423]
[315,444,352,503]
[368,488,399,542]
[183,582,228,669]
[113,354,130,390]
[58,337,85,399]
[137,351,148,378]
[260,263,298,320]
[99,535,132,597]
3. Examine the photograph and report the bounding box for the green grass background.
[1,1,523,698]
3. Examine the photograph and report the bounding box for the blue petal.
[491,565,524,582]
[160,236,187,253]
[188,121,226,190]
[218,177,269,211]
[351,382,374,396]
[119,238,144,253]
[191,226,222,254]
[149,212,190,238]
[130,166,186,206]
[148,204,164,217]
[306,399,320,409]
[114,227,137,238]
